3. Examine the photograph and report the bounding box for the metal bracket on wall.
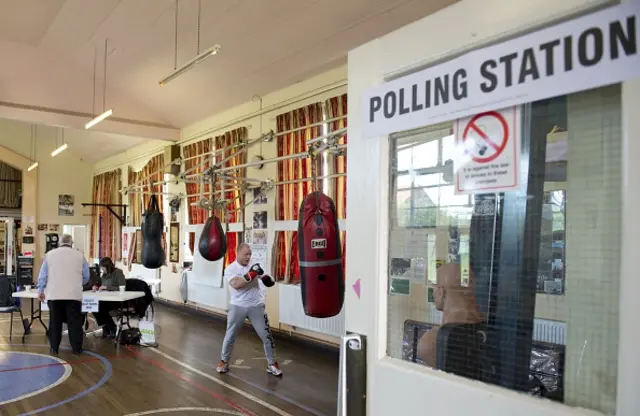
[81,203,127,225]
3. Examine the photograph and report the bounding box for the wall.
[0,118,93,273]
[94,66,348,345]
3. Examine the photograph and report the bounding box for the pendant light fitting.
[27,125,39,171]
[159,0,221,86]
[86,38,113,129]
[52,127,67,157]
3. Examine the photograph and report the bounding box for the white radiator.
[278,284,345,338]
[427,304,566,345]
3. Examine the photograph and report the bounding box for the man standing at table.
[37,233,90,355]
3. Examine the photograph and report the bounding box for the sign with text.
[81,296,99,313]
[455,106,520,194]
[361,2,639,138]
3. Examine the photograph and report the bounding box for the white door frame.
[344,0,639,415]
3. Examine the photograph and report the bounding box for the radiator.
[278,284,345,338]
[427,304,566,345]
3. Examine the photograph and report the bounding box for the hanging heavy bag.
[198,215,227,262]
[298,191,344,318]
[141,195,166,269]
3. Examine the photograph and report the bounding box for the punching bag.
[298,191,344,318]
[141,195,166,269]
[198,216,227,262]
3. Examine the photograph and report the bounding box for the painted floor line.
[0,352,72,406]
[146,347,294,416]
[124,407,245,416]
[127,347,256,416]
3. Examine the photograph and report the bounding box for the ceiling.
[0,0,455,162]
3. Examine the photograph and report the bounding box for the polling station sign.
[361,2,639,138]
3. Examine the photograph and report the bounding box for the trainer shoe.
[267,362,283,377]
[216,360,229,374]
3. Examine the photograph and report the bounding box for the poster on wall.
[252,230,267,245]
[24,225,33,236]
[253,188,267,204]
[253,211,267,229]
[244,227,252,244]
[58,194,75,216]
[49,224,60,232]
[169,222,180,263]
[248,244,268,272]
[37,224,47,231]
[122,231,130,260]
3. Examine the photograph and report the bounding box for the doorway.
[63,225,87,259]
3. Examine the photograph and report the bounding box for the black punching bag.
[198,216,227,262]
[141,195,166,269]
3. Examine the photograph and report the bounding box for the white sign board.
[361,2,639,138]
[81,296,99,313]
[454,106,521,194]
[249,244,268,272]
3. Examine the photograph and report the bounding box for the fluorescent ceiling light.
[159,44,221,86]
[51,143,68,157]
[85,109,113,129]
[27,162,39,171]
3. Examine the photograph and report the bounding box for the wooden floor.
[0,302,338,416]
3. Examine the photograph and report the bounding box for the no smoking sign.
[454,106,520,195]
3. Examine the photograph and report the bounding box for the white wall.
[345,0,638,415]
[94,66,348,344]
[0,118,93,270]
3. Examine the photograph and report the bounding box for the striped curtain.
[326,94,347,219]
[183,138,213,253]
[128,154,165,226]
[0,162,21,208]
[214,127,248,266]
[90,169,122,260]
[326,94,348,279]
[275,103,323,283]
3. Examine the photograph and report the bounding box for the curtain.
[326,94,348,219]
[214,127,248,266]
[326,94,348,280]
[0,162,21,208]
[183,137,213,253]
[276,103,323,283]
[128,154,165,226]
[90,169,122,260]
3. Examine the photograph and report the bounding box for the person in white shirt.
[216,243,281,376]
[37,233,90,355]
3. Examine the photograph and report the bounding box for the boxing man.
[417,263,484,367]
[217,243,281,376]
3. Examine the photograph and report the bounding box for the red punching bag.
[198,216,227,262]
[298,191,344,318]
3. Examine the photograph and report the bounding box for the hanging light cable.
[159,0,221,86]
[27,125,39,171]
[86,39,113,129]
[52,127,67,157]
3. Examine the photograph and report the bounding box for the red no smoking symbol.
[462,111,509,163]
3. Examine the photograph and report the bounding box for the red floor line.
[0,353,132,374]
[125,346,256,416]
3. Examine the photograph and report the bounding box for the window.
[389,85,621,415]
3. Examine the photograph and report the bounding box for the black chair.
[436,323,498,384]
[0,277,25,341]
[116,278,154,330]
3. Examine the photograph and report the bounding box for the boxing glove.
[261,274,276,288]
[243,263,264,283]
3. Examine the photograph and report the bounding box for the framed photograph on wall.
[58,194,74,216]
[169,222,180,263]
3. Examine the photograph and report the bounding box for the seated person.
[92,257,126,338]
[417,263,485,367]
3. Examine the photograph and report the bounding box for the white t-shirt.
[224,261,266,307]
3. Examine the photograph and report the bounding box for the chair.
[0,277,26,341]
[435,323,498,384]
[115,278,154,331]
